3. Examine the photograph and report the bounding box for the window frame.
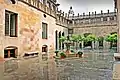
[42,22,48,39]
[5,10,18,37]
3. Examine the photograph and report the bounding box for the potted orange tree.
[60,52,66,59]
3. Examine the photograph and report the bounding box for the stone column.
[92,41,95,49]
[81,41,84,49]
[103,41,110,49]
[95,41,99,49]
[117,0,120,52]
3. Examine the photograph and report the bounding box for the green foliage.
[59,36,66,43]
[97,37,104,41]
[70,34,79,42]
[77,51,83,54]
[60,52,66,57]
[105,33,117,42]
[71,49,74,53]
[70,34,84,42]
[84,34,97,42]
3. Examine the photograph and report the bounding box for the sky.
[57,0,115,15]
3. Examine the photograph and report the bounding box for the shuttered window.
[42,23,48,39]
[5,10,17,37]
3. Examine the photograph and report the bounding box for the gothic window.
[42,23,48,39]
[85,19,89,24]
[96,18,101,22]
[109,16,114,21]
[5,10,18,37]
[103,17,107,21]
[68,29,73,34]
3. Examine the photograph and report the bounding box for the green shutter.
[5,13,10,36]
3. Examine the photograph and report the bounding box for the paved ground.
[2,50,117,80]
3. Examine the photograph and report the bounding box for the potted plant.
[71,49,74,53]
[60,52,66,59]
[55,50,59,56]
[77,51,83,57]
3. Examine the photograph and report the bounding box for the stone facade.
[116,0,120,52]
[0,0,68,58]
[0,0,118,59]
[68,8,118,49]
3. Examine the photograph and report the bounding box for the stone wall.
[0,0,68,58]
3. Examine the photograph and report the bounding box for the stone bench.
[23,52,39,58]
[114,53,120,61]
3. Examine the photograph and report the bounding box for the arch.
[4,46,18,58]
[62,32,65,49]
[98,36,104,48]
[83,33,92,48]
[55,30,58,50]
[42,45,48,53]
[59,31,61,50]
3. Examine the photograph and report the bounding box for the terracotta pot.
[61,56,65,59]
[79,54,82,58]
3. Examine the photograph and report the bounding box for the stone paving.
[56,53,113,80]
[2,51,116,80]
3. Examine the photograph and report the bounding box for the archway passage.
[84,33,92,48]
[62,32,65,49]
[42,45,48,53]
[59,31,61,50]
[55,30,58,50]
[98,37,104,48]
[4,46,18,58]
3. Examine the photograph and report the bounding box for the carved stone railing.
[70,20,117,28]
[18,0,56,18]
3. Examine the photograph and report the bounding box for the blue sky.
[57,0,115,15]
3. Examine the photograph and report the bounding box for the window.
[5,10,18,37]
[109,16,114,20]
[103,17,107,21]
[42,23,48,39]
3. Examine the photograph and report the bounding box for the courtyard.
[3,49,119,80]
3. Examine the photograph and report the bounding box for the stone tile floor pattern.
[2,51,117,80]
